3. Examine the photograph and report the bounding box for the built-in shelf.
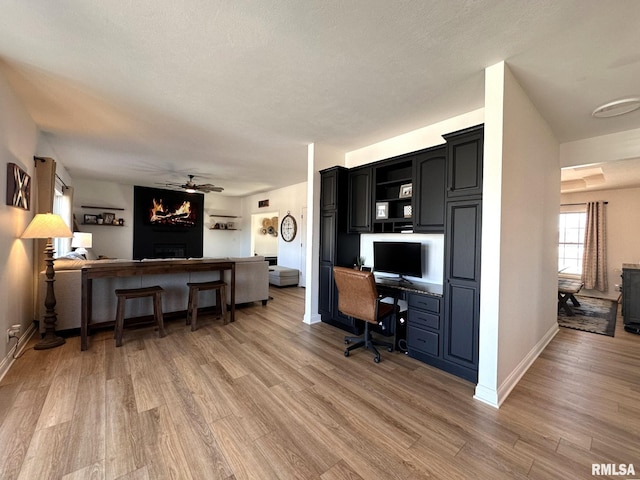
[82,223,124,227]
[210,215,240,231]
[81,205,125,211]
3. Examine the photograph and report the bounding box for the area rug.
[557,295,617,337]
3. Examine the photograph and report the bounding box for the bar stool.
[114,285,166,347]
[186,280,228,331]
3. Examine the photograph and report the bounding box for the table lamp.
[22,213,73,349]
[71,232,92,257]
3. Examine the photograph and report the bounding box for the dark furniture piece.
[319,167,362,333]
[413,146,446,233]
[114,285,166,347]
[333,267,395,363]
[81,258,235,350]
[186,280,227,331]
[622,265,640,334]
[442,125,483,383]
[557,278,583,316]
[348,166,372,233]
[318,124,484,383]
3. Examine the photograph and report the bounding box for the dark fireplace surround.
[133,186,204,260]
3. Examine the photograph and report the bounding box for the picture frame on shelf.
[84,214,97,224]
[403,205,412,218]
[103,212,116,224]
[399,183,413,198]
[375,201,389,220]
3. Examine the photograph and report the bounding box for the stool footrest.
[116,285,164,298]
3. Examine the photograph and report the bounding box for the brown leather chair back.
[333,266,380,324]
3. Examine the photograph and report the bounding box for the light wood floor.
[1,287,639,479]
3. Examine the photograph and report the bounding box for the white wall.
[72,179,246,259]
[360,233,444,285]
[251,211,279,257]
[0,69,40,377]
[346,109,485,168]
[73,180,135,259]
[241,181,307,280]
[475,62,560,407]
[561,186,640,299]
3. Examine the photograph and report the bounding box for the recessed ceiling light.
[592,97,640,118]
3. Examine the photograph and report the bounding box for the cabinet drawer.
[407,326,439,356]
[408,309,440,330]
[408,293,440,313]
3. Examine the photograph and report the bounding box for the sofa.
[38,255,270,332]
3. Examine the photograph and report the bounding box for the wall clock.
[280,211,297,242]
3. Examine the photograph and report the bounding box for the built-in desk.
[373,277,443,354]
[375,276,443,298]
[375,276,470,379]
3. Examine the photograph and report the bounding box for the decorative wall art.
[6,163,31,210]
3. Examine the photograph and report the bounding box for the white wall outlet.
[6,325,20,343]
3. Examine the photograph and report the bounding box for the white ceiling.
[1,1,640,196]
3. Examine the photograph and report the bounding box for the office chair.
[333,266,395,363]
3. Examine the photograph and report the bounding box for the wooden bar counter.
[81,258,235,351]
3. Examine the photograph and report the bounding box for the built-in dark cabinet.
[443,198,482,383]
[348,166,372,233]
[444,126,483,199]
[413,146,446,233]
[318,125,484,383]
[622,267,640,333]
[319,167,361,333]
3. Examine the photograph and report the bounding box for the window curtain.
[581,201,608,291]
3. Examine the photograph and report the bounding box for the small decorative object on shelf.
[376,202,389,220]
[404,205,412,218]
[103,212,115,224]
[399,183,413,198]
[118,218,125,226]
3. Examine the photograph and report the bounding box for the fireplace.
[133,186,204,259]
[153,243,187,258]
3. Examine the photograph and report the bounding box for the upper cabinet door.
[444,126,484,199]
[413,146,446,233]
[348,166,372,233]
[320,168,338,210]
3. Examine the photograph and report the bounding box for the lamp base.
[34,334,65,350]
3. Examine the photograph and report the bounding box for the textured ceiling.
[1,1,640,195]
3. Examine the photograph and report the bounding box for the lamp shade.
[71,232,93,249]
[21,213,73,239]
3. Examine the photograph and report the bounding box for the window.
[558,207,586,275]
[52,177,72,258]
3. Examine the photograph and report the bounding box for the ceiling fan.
[164,175,224,193]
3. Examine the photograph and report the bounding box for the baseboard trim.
[0,323,37,383]
[304,313,322,325]
[474,323,559,408]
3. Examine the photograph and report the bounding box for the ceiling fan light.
[592,97,640,118]
[185,188,197,193]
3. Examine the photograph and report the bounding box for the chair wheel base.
[374,356,380,363]
[344,349,350,357]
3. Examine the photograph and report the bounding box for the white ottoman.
[269,266,299,287]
